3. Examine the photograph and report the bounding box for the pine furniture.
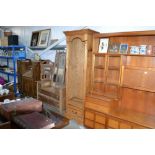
[37,52,66,115]
[64,29,99,124]
[83,30,155,128]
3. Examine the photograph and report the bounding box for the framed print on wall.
[38,29,51,47]
[30,31,40,47]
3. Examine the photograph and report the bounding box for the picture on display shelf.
[98,38,109,53]
[139,45,147,55]
[108,42,120,53]
[119,44,128,54]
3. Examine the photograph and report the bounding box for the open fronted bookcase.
[84,30,155,129]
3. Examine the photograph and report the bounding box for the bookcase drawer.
[119,122,132,129]
[95,113,106,124]
[84,119,94,128]
[85,110,94,121]
[95,123,105,129]
[107,118,119,129]
[132,124,148,129]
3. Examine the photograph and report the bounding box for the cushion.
[13,112,55,129]
[0,98,42,120]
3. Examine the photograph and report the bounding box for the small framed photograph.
[146,45,152,55]
[108,42,120,54]
[139,45,147,55]
[130,46,140,54]
[152,46,155,55]
[98,38,109,53]
[38,29,51,47]
[30,32,40,47]
[119,44,128,54]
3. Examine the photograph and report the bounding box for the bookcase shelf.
[0,46,26,96]
[108,66,120,70]
[94,65,105,69]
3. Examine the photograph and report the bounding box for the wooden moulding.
[94,30,155,38]
[64,29,99,36]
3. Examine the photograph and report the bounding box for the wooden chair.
[37,52,66,115]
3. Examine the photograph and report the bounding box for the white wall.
[2,26,155,61]
[3,26,155,46]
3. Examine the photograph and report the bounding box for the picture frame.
[130,46,140,54]
[38,29,51,47]
[119,44,128,54]
[30,29,51,48]
[139,45,147,55]
[30,31,40,47]
[146,45,152,55]
[108,42,120,54]
[98,38,109,53]
[152,46,155,55]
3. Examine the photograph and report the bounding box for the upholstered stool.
[13,112,55,129]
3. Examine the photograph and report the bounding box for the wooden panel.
[85,110,94,120]
[119,122,132,129]
[123,68,144,89]
[107,70,120,85]
[95,55,106,67]
[143,70,155,92]
[95,123,105,129]
[84,119,94,128]
[123,67,155,92]
[126,56,155,68]
[95,113,106,124]
[67,107,83,117]
[109,36,155,48]
[108,56,121,68]
[132,124,148,129]
[108,118,119,128]
[94,68,105,82]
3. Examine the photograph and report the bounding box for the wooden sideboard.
[84,30,155,128]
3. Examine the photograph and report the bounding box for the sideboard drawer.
[94,122,105,129]
[119,122,132,129]
[95,113,106,125]
[107,118,119,129]
[85,110,94,121]
[84,119,94,128]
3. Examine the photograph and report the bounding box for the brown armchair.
[37,52,66,115]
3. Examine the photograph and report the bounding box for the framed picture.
[38,29,50,47]
[108,42,120,53]
[152,46,155,55]
[30,32,40,47]
[119,44,128,54]
[130,46,140,54]
[139,45,147,55]
[98,38,109,53]
[146,45,152,55]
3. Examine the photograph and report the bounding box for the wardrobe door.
[67,38,86,102]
